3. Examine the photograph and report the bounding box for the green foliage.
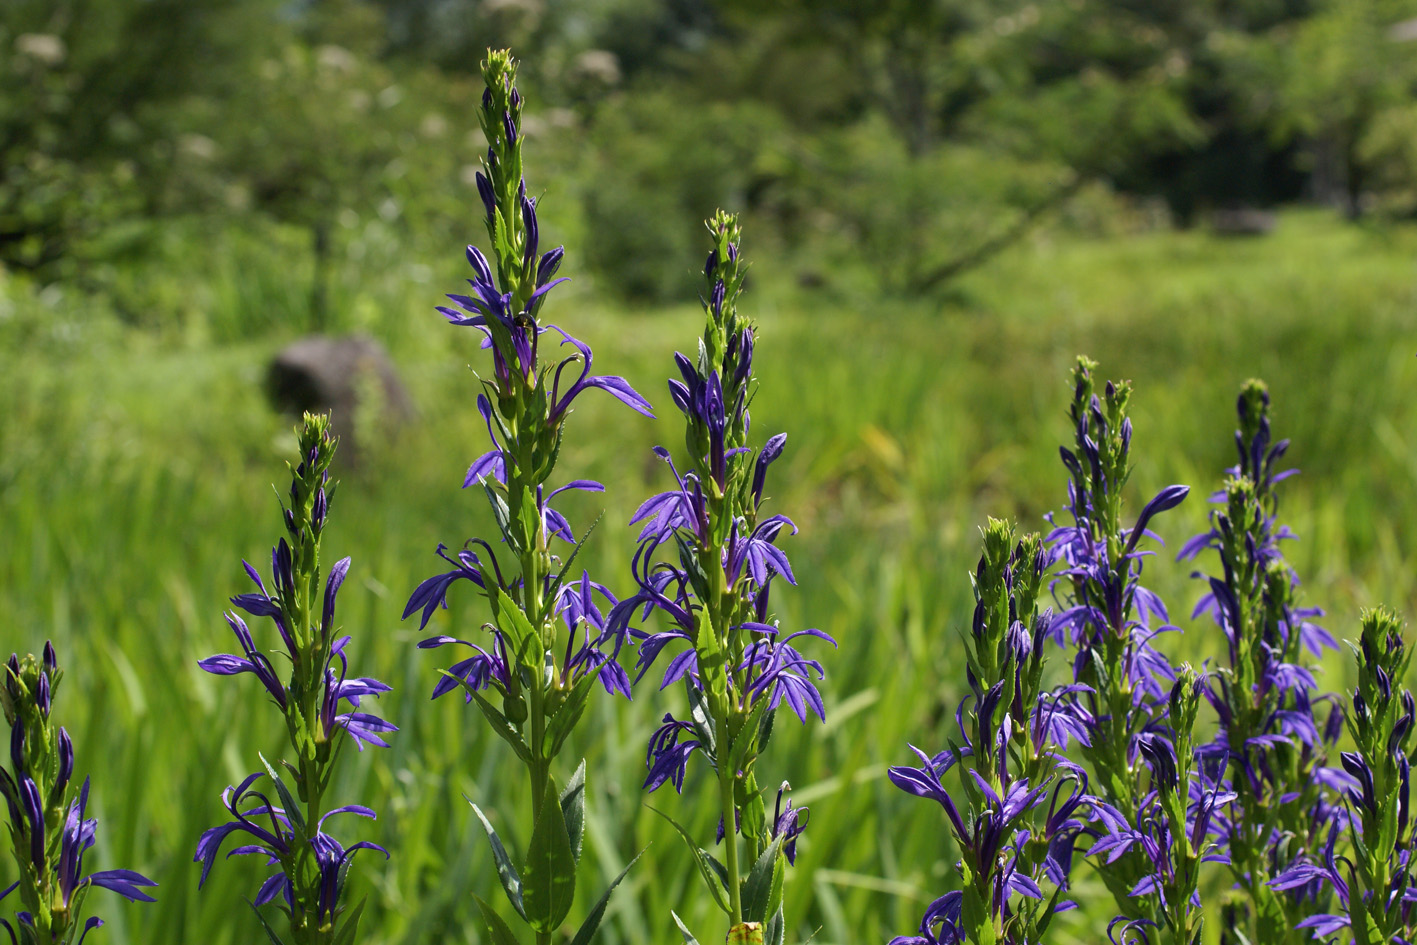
[0,0,253,273]
[580,91,783,301]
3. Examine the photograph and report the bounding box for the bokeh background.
[3,1,1417,942]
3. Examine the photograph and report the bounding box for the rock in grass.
[266,335,412,459]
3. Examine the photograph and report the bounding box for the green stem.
[529,679,551,945]
[719,743,744,927]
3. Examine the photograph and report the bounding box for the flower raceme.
[1176,381,1347,944]
[1267,607,1417,943]
[613,213,830,943]
[1,645,155,945]
[889,520,1099,945]
[403,49,648,945]
[1042,358,1200,928]
[195,414,392,944]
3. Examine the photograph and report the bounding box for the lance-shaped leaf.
[482,480,518,553]
[567,850,644,945]
[458,684,532,764]
[671,911,702,945]
[524,776,577,932]
[542,514,602,621]
[764,906,785,945]
[468,801,527,920]
[331,898,367,945]
[487,583,539,657]
[545,675,597,760]
[726,691,773,776]
[560,760,587,863]
[475,894,524,945]
[742,834,786,924]
[686,682,717,758]
[649,806,730,914]
[258,754,306,837]
[250,901,291,945]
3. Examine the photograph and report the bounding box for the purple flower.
[418,635,511,700]
[439,244,567,384]
[644,715,701,794]
[769,783,809,864]
[195,772,383,915]
[58,779,158,905]
[555,573,633,698]
[403,543,490,631]
[198,613,287,708]
[887,892,963,945]
[546,327,653,424]
[200,559,394,752]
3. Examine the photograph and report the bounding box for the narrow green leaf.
[648,805,730,915]
[742,835,785,923]
[474,894,524,945]
[559,760,587,863]
[258,753,306,836]
[488,582,538,653]
[524,775,578,932]
[468,801,527,920]
[727,693,772,775]
[331,898,367,945]
[671,911,702,945]
[482,479,518,552]
[766,847,786,924]
[566,849,644,945]
[461,686,533,763]
[542,513,603,620]
[248,900,290,945]
[545,675,596,760]
[764,906,785,945]
[686,683,717,757]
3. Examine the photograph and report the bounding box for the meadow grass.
[1,208,1414,943]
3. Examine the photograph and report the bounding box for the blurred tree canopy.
[5,0,1417,315]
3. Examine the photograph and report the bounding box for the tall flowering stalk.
[1177,381,1346,943]
[195,414,394,944]
[611,213,831,943]
[1043,358,1195,923]
[1270,607,1417,942]
[402,49,650,945]
[1089,668,1235,945]
[887,520,1097,945]
[0,644,156,944]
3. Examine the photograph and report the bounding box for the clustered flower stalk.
[1264,607,1417,943]
[402,49,650,945]
[611,213,830,944]
[195,414,395,944]
[887,520,1096,945]
[1178,381,1345,943]
[1091,668,1234,945]
[1043,357,1192,925]
[0,645,156,945]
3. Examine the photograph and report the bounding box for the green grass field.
[1,208,1415,944]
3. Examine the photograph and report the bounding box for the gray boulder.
[267,335,413,458]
